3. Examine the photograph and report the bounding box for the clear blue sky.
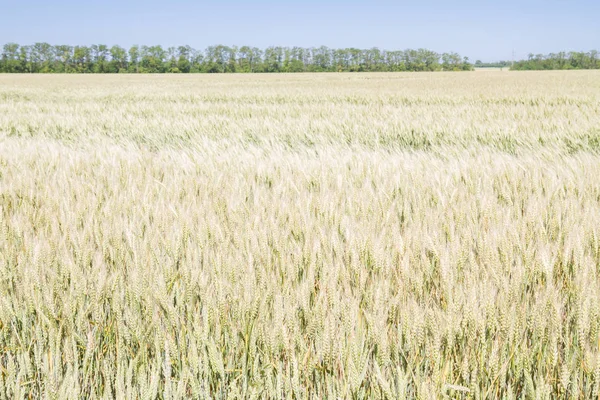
[2,0,598,61]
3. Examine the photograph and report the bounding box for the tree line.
[511,51,599,70]
[0,43,474,73]
[474,60,512,69]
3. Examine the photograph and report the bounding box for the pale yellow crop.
[0,71,599,398]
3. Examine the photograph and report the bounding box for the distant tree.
[128,45,140,73]
[462,56,472,71]
[109,45,128,73]
[226,46,238,73]
[189,48,204,72]
[19,45,32,72]
[90,45,109,73]
[54,45,73,72]
[177,46,192,73]
[165,47,179,72]
[287,58,305,73]
[441,52,462,71]
[73,46,92,72]
[263,46,283,72]
[421,49,441,71]
[31,42,53,72]
[1,43,21,72]
[204,45,236,73]
[237,46,253,73]
[140,45,165,73]
[312,46,332,72]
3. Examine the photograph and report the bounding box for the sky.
[1,0,598,62]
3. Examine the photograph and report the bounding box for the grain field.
[1,71,600,398]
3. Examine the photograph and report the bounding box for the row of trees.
[0,43,473,73]
[511,51,599,70]
[474,60,512,69]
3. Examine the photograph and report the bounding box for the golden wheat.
[1,71,600,398]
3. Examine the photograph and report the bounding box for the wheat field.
[1,71,600,399]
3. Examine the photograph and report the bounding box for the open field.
[1,71,600,398]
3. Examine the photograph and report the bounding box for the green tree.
[128,45,140,73]
[54,45,73,72]
[90,44,109,72]
[18,45,32,72]
[31,42,54,72]
[140,45,166,73]
[204,45,231,73]
[237,46,253,73]
[177,46,192,73]
[109,45,128,73]
[73,46,92,72]
[263,46,283,72]
[1,43,21,72]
